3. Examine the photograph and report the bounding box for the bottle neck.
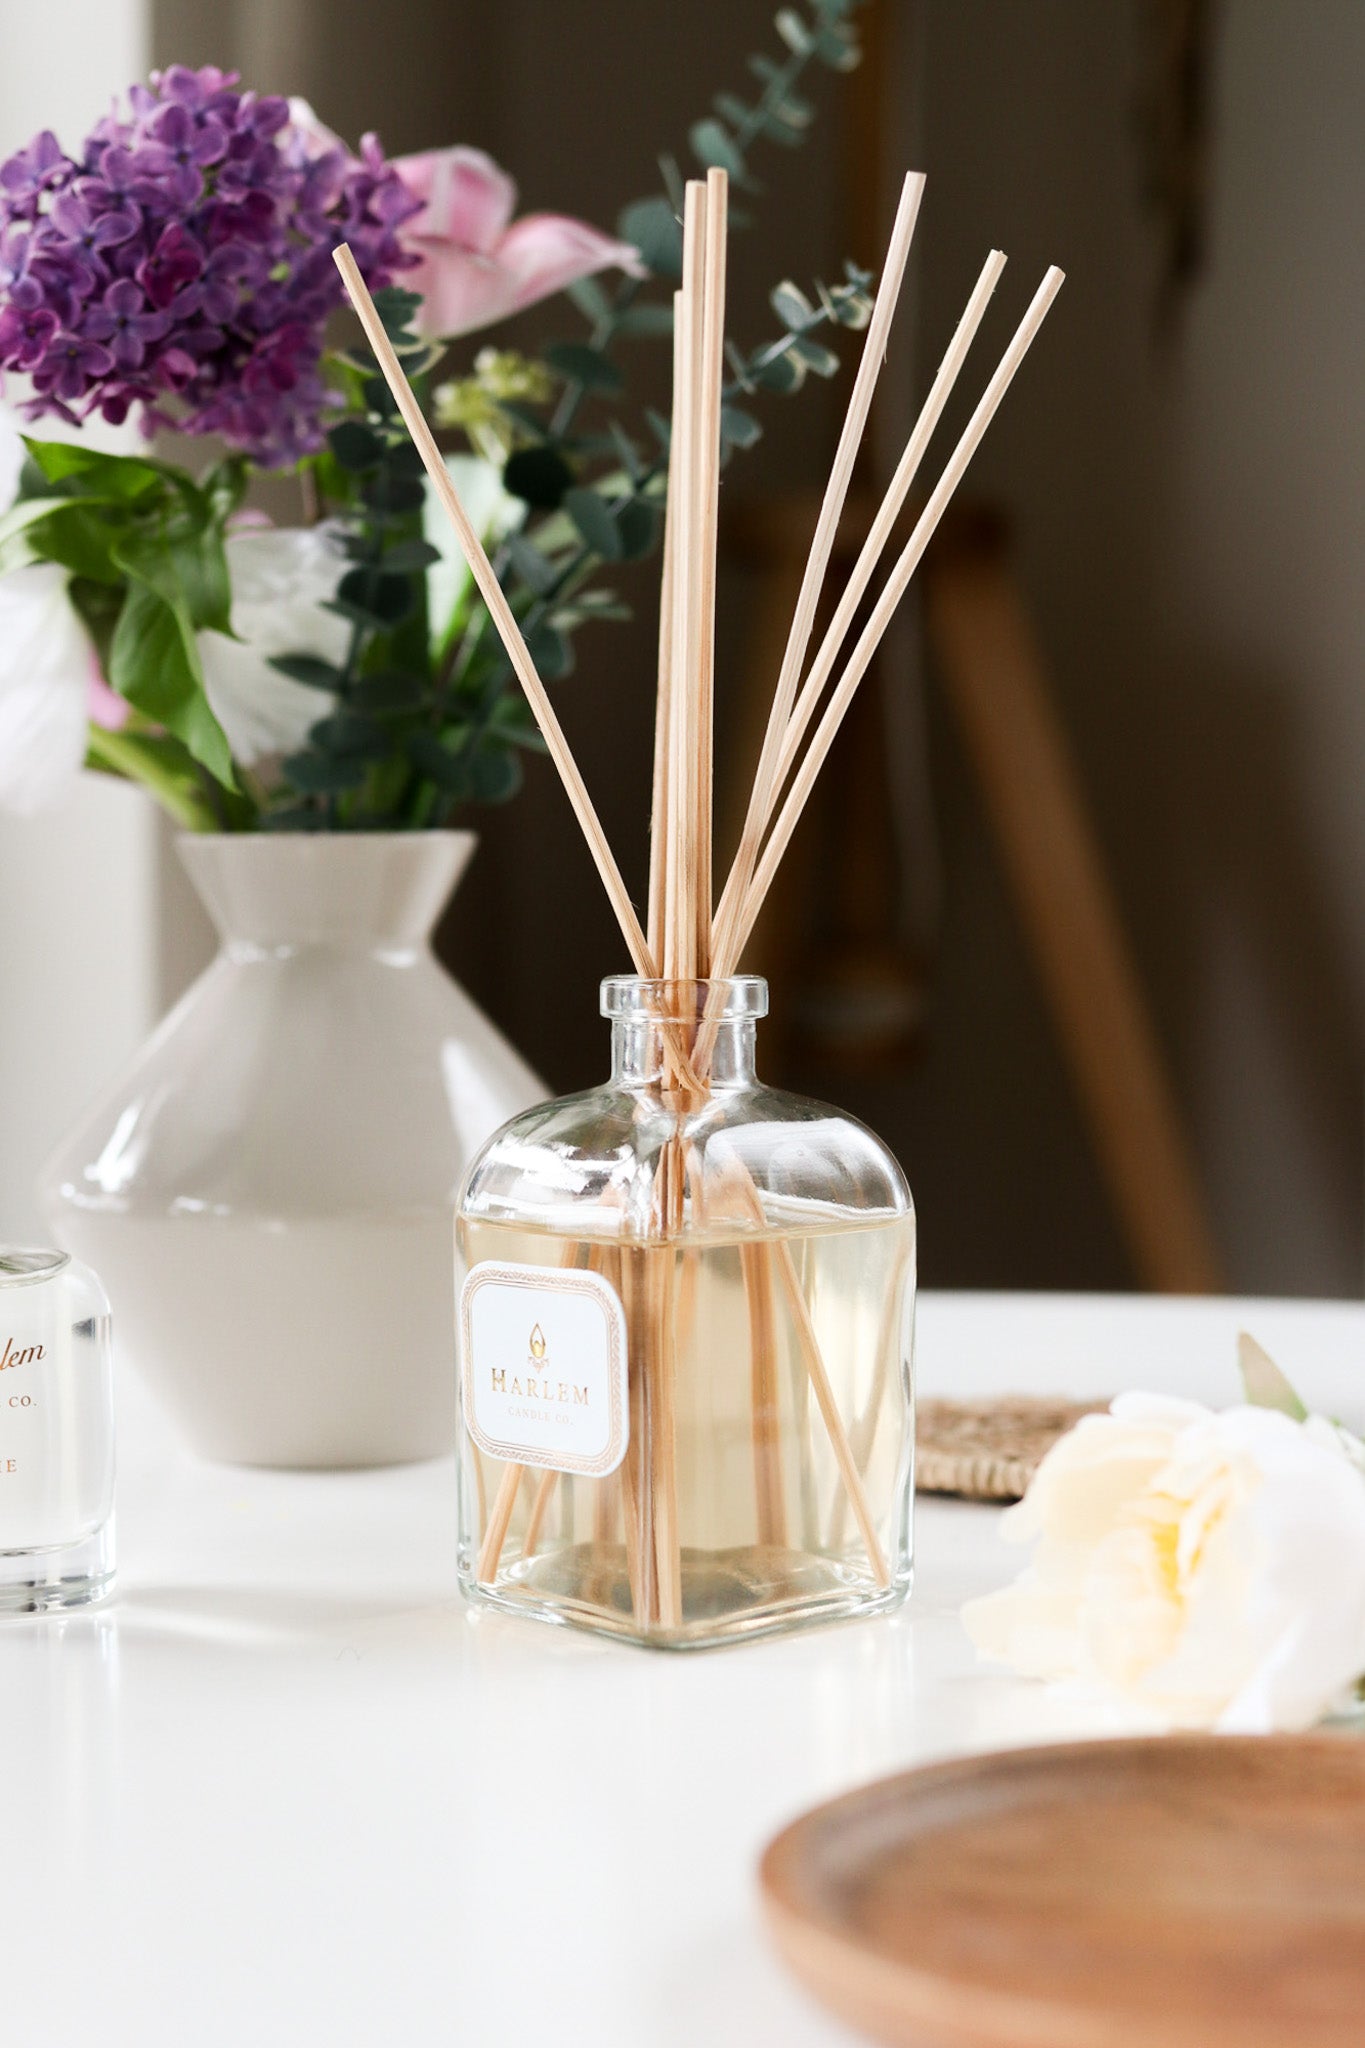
[610,1016,758,1090]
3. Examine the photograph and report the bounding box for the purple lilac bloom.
[0,68,419,463]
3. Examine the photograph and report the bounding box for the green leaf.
[371,286,423,345]
[545,341,624,394]
[689,117,749,184]
[468,747,523,803]
[335,566,414,626]
[567,275,611,324]
[23,503,124,584]
[109,579,235,789]
[503,445,574,511]
[504,532,559,596]
[1237,1333,1310,1421]
[720,404,763,451]
[353,669,427,714]
[714,91,755,129]
[617,196,683,281]
[270,654,343,691]
[201,454,250,525]
[771,279,816,329]
[612,301,676,339]
[22,438,167,499]
[813,21,861,68]
[85,725,221,831]
[563,487,622,560]
[279,750,368,795]
[407,729,473,794]
[379,536,442,573]
[328,421,385,472]
[750,346,805,393]
[115,524,232,635]
[775,8,814,55]
[609,423,643,484]
[791,334,840,376]
[363,471,426,517]
[525,623,574,679]
[308,711,392,760]
[615,497,661,561]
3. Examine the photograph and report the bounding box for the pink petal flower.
[87,666,129,732]
[395,146,516,254]
[393,146,645,341]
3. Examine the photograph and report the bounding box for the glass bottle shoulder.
[458,1077,912,1240]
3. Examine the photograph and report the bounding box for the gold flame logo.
[528,1323,547,1360]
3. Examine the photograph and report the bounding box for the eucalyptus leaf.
[336,566,414,626]
[379,536,442,573]
[615,498,660,561]
[689,117,749,184]
[270,654,343,691]
[617,196,683,280]
[791,334,840,376]
[503,531,560,596]
[774,8,814,55]
[525,623,574,679]
[720,404,763,450]
[407,729,473,794]
[353,670,427,714]
[279,750,368,795]
[468,748,523,803]
[362,471,426,517]
[309,711,391,761]
[613,301,676,339]
[327,421,384,472]
[771,279,816,329]
[567,275,612,324]
[563,487,623,561]
[545,341,623,394]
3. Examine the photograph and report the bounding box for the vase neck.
[178,832,475,950]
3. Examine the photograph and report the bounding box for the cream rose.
[963,1391,1365,1732]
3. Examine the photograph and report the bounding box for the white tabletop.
[7,1291,1364,2048]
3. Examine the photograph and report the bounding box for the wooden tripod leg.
[925,513,1225,1295]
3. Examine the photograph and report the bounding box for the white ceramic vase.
[40,831,543,1468]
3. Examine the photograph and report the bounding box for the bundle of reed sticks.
[336,171,1062,1630]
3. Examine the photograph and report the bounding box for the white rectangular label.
[460,1259,628,1478]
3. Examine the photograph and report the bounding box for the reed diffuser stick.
[693,167,729,972]
[646,294,685,961]
[710,171,924,966]
[739,249,1007,862]
[735,265,1066,955]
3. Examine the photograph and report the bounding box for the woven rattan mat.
[916,1395,1106,1502]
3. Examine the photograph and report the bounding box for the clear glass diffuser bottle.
[0,1248,115,1613]
[455,978,915,1648]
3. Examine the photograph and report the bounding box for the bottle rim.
[600,975,768,1021]
[0,1247,70,1288]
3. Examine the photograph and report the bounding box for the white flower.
[964,1392,1365,1732]
[197,523,349,768]
[424,453,523,648]
[0,562,99,814]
